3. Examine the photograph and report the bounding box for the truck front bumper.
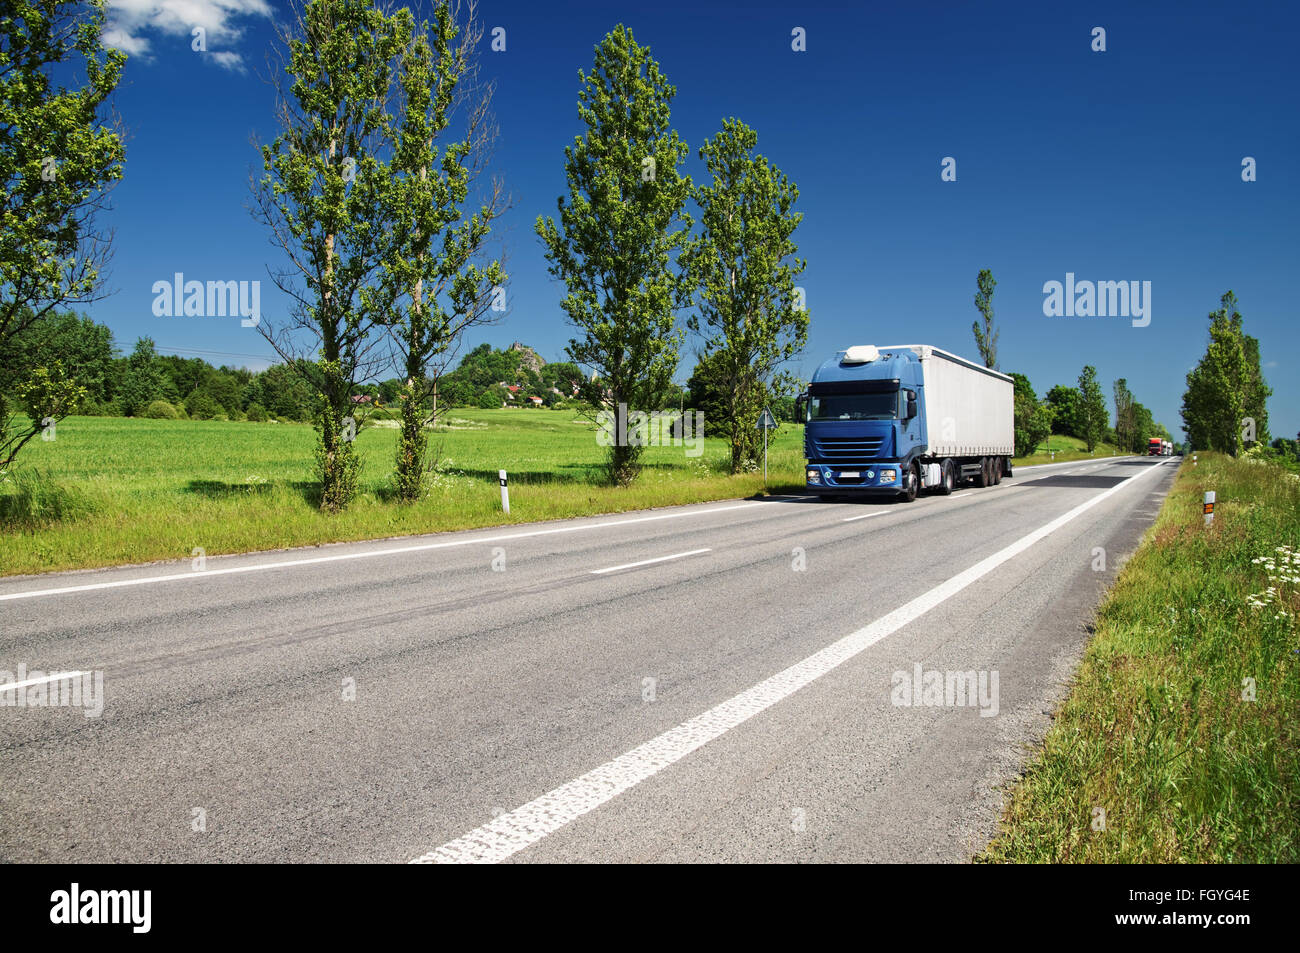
[805,463,902,493]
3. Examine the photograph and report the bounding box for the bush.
[143,400,180,419]
[185,391,221,420]
[476,390,502,409]
[245,402,267,422]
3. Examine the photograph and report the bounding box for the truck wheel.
[992,456,1003,484]
[1003,456,1013,478]
[976,457,991,488]
[901,462,919,502]
[936,458,955,495]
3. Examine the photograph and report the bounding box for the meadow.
[0,410,1124,576]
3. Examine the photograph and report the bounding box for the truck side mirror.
[795,394,806,422]
[905,390,918,419]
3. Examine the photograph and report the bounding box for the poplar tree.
[684,119,808,473]
[536,25,692,486]
[972,269,998,370]
[1077,364,1107,452]
[252,0,408,510]
[385,1,505,501]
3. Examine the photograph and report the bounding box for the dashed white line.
[841,512,887,523]
[590,549,711,575]
[0,671,88,693]
[412,460,1168,864]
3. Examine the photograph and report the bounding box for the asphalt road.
[0,455,1177,863]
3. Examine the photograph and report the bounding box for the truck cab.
[798,346,923,498]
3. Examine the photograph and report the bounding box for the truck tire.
[992,456,1003,484]
[1003,456,1013,478]
[976,457,991,488]
[900,462,919,502]
[936,458,955,495]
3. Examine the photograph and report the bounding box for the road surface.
[0,455,1176,863]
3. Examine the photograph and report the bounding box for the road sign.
[756,408,777,430]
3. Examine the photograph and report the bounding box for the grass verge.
[981,452,1300,862]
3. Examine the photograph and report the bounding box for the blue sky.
[89,0,1298,438]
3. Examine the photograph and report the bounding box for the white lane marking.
[0,502,763,603]
[413,460,1168,864]
[948,493,971,499]
[841,512,886,523]
[590,549,711,575]
[0,671,87,693]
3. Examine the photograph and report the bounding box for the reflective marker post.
[499,469,510,515]
[756,409,778,484]
[1203,490,1215,526]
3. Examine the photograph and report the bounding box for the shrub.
[185,392,221,419]
[143,400,180,419]
[245,402,267,422]
[476,390,501,409]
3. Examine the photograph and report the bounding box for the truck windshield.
[808,391,898,421]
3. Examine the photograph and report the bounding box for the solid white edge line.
[412,460,1168,864]
[0,502,763,603]
[0,671,88,693]
[590,549,711,575]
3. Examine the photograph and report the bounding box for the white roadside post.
[499,469,510,515]
[756,408,777,484]
[1203,490,1215,526]
[1193,454,1198,467]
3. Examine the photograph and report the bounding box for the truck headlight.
[806,469,821,485]
[881,469,896,482]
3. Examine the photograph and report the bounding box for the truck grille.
[811,435,886,464]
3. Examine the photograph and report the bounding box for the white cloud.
[105,0,271,70]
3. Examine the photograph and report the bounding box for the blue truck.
[796,344,1015,502]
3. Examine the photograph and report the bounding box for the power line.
[154,345,279,362]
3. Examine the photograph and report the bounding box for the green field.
[0,409,810,575]
[982,452,1300,862]
[0,411,1131,576]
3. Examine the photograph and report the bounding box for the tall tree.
[971,268,998,370]
[1112,378,1135,453]
[684,118,808,473]
[385,0,506,501]
[1181,291,1270,454]
[536,24,692,485]
[252,0,409,510]
[1,0,125,470]
[1077,364,1107,452]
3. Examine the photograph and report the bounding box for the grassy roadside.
[981,452,1300,862]
[1014,434,1128,467]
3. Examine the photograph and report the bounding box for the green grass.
[1014,433,1128,467]
[981,452,1300,862]
[0,410,808,575]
